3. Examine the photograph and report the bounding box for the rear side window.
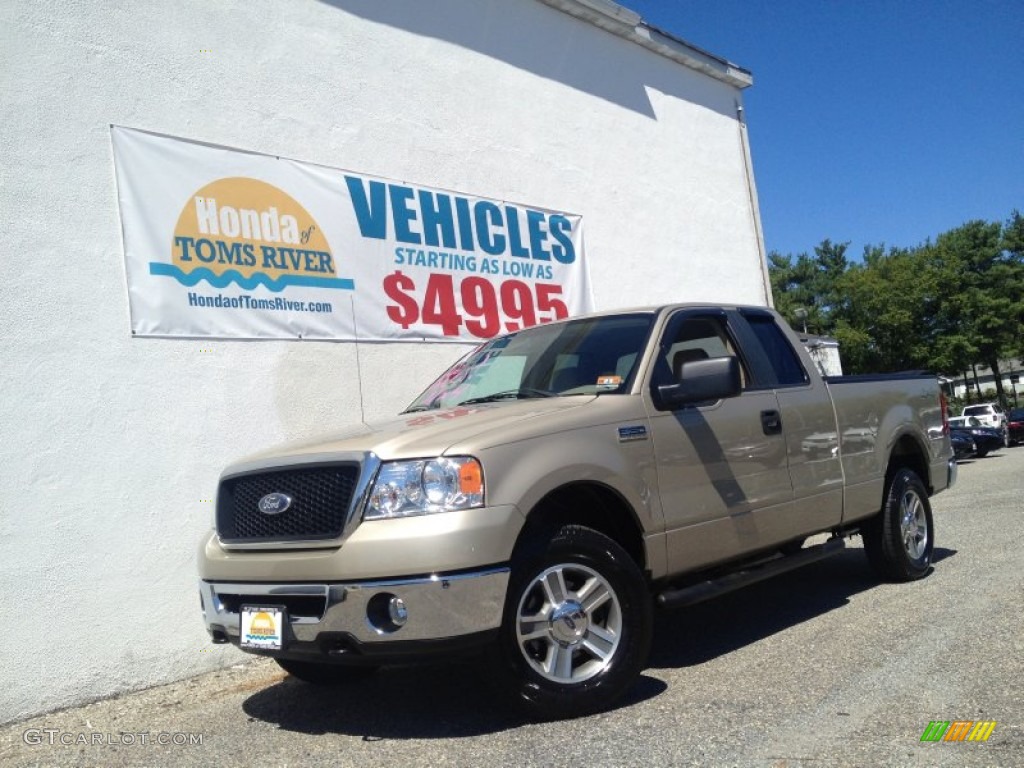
[745,315,808,387]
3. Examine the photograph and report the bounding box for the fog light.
[388,597,408,627]
[367,592,407,633]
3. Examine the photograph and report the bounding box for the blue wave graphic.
[149,262,354,292]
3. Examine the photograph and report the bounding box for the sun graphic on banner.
[149,177,354,293]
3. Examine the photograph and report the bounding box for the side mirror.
[656,356,742,409]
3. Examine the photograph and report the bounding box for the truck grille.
[216,592,328,621]
[217,464,360,543]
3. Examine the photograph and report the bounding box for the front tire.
[862,468,934,582]
[495,524,652,720]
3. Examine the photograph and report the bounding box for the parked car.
[1007,408,1024,446]
[949,431,977,461]
[961,403,1008,445]
[198,305,955,719]
[949,416,1003,458]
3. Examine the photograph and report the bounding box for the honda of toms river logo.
[150,177,354,293]
[247,611,278,638]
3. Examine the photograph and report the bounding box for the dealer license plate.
[240,605,286,650]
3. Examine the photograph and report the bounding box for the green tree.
[930,219,1023,403]
[833,246,932,372]
[1000,210,1024,360]
[767,214,1024,383]
[768,239,849,336]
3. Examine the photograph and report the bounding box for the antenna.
[349,295,366,424]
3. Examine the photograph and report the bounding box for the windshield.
[405,314,654,412]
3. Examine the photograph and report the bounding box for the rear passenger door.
[734,309,844,534]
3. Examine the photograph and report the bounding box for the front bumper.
[200,566,509,662]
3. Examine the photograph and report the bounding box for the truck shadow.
[241,661,667,738]
[650,547,956,668]
[241,547,954,738]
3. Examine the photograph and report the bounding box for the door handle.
[761,409,782,435]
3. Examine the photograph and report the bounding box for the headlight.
[364,457,484,520]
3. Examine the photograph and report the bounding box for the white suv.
[962,403,1008,444]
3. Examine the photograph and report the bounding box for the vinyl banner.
[111,127,593,342]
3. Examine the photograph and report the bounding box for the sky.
[621,0,1024,260]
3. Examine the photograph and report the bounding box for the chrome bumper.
[200,567,509,646]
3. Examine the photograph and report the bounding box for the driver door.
[643,310,795,573]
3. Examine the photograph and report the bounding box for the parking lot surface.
[3,446,1022,767]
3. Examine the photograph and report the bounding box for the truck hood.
[225,396,598,474]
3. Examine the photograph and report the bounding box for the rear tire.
[862,468,933,582]
[276,658,378,685]
[494,524,652,720]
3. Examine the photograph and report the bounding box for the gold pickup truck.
[198,304,956,719]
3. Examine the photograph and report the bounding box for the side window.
[652,316,747,388]
[745,315,808,387]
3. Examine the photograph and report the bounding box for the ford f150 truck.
[198,304,956,719]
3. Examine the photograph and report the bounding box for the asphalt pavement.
[3,445,1022,767]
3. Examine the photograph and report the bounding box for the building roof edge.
[538,0,753,89]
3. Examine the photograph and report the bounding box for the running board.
[656,537,846,609]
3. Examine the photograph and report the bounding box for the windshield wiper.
[401,404,435,414]
[458,388,556,406]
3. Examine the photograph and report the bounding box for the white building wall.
[0,0,766,721]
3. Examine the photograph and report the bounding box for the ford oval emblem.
[258,492,293,515]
